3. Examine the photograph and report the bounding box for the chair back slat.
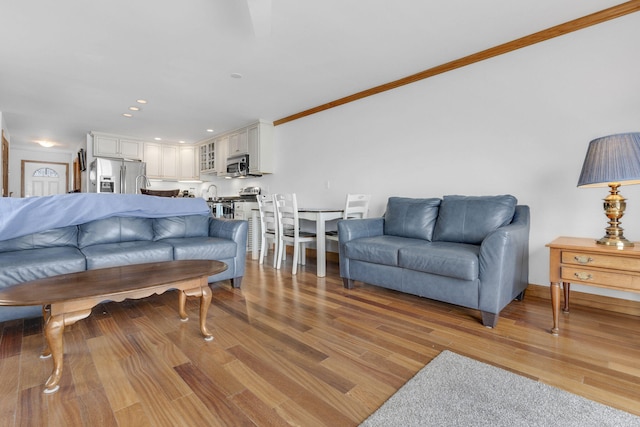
[273,193,316,274]
[274,193,299,236]
[257,194,277,234]
[256,194,279,266]
[343,194,371,219]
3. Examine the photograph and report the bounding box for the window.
[33,167,59,178]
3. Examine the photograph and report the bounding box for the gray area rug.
[360,350,640,427]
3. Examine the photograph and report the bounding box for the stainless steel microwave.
[226,154,249,177]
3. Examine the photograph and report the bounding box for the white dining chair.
[257,194,279,267]
[326,193,371,242]
[274,193,317,275]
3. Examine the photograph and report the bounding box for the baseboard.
[526,283,640,316]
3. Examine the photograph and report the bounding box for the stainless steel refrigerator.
[88,157,147,194]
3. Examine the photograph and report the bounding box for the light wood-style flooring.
[1,255,639,426]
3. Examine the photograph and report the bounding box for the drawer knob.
[574,255,593,264]
[574,272,593,281]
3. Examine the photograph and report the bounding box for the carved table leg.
[199,285,213,341]
[550,281,561,335]
[182,285,214,342]
[41,305,52,358]
[562,282,571,313]
[178,291,188,322]
[43,309,92,394]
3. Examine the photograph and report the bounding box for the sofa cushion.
[399,242,480,281]
[0,226,78,253]
[81,241,173,269]
[163,237,237,260]
[153,215,210,241]
[433,195,517,245]
[344,235,428,267]
[384,197,441,241]
[78,217,154,248]
[0,247,86,287]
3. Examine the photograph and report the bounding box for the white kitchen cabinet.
[228,129,248,155]
[119,139,144,159]
[93,133,143,160]
[216,136,229,175]
[178,145,198,180]
[144,142,178,179]
[201,120,273,176]
[144,142,161,177]
[248,120,274,174]
[161,145,178,179]
[199,139,216,174]
[199,137,229,175]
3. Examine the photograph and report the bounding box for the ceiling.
[0,0,629,151]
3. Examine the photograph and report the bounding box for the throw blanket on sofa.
[0,193,211,241]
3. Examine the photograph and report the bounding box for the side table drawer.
[561,266,640,291]
[562,251,640,272]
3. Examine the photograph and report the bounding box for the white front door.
[22,160,69,197]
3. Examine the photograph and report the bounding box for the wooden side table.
[546,236,640,335]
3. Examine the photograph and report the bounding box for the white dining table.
[298,208,344,277]
[250,207,343,277]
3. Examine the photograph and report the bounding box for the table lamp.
[577,132,640,248]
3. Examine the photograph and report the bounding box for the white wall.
[253,13,640,300]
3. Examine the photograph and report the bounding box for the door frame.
[1,130,8,197]
[21,160,69,197]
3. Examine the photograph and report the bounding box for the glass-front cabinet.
[199,139,216,174]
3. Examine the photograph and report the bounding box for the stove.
[207,187,261,218]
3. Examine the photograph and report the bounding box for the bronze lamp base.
[597,183,634,248]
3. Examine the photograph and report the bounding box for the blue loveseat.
[0,194,247,323]
[338,195,530,327]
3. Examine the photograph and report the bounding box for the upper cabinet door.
[161,145,178,180]
[94,136,119,157]
[248,121,274,174]
[228,130,248,155]
[119,139,143,159]
[179,145,198,180]
[198,139,216,174]
[144,142,162,178]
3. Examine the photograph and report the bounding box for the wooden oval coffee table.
[0,259,227,394]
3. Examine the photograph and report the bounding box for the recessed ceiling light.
[154,137,162,141]
[230,73,242,79]
[206,129,214,133]
[137,99,148,104]
[123,113,133,118]
[129,106,140,111]
[179,140,185,144]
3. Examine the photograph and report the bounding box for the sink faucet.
[135,175,151,193]
[207,184,218,200]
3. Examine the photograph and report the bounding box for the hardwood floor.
[1,256,639,426]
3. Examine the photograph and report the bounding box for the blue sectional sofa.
[0,193,247,323]
[338,195,530,327]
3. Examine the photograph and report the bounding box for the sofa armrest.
[209,218,248,285]
[478,205,530,316]
[338,217,384,280]
[337,217,384,243]
[209,217,247,241]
